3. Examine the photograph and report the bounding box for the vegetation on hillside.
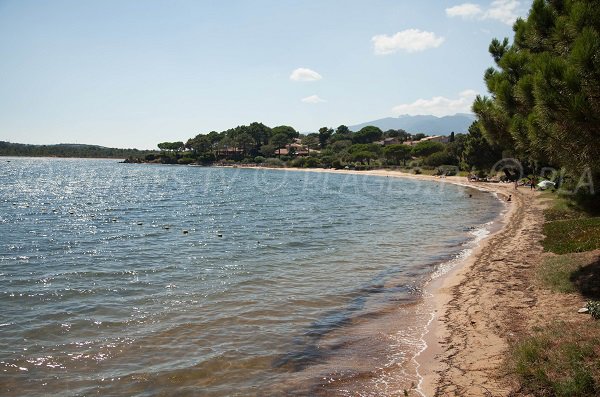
[0,141,157,159]
[150,122,469,173]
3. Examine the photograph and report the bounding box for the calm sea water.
[0,158,501,396]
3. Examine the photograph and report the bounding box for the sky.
[0,0,533,149]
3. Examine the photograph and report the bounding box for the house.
[420,135,450,144]
[375,137,402,146]
[403,135,449,146]
[277,139,316,156]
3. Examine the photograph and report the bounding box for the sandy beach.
[420,187,591,396]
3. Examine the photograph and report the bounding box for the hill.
[0,141,157,159]
[349,113,475,135]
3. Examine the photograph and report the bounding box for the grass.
[540,190,600,220]
[542,217,600,254]
[508,190,600,396]
[538,254,586,294]
[510,322,600,397]
[538,251,600,299]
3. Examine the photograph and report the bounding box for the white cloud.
[485,0,521,25]
[301,95,326,104]
[446,0,524,25]
[391,90,478,117]
[446,3,483,18]
[290,68,322,82]
[372,29,445,55]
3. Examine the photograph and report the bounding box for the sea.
[0,158,503,396]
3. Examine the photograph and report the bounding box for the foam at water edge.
[412,309,436,397]
[429,223,490,281]
[412,192,506,396]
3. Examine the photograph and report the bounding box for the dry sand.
[416,179,590,396]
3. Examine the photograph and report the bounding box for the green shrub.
[290,157,306,168]
[254,156,265,163]
[304,157,319,168]
[264,158,285,167]
[435,165,458,176]
[411,140,444,157]
[588,301,600,319]
[424,151,454,167]
[332,159,343,169]
[177,157,195,165]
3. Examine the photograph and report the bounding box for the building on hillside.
[375,137,402,146]
[402,135,449,146]
[276,138,317,156]
[420,135,450,144]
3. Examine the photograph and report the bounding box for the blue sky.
[0,0,532,149]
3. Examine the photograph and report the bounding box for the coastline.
[419,180,542,396]
[242,166,520,395]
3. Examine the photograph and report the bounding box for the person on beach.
[514,179,518,189]
[507,194,512,202]
[530,177,536,190]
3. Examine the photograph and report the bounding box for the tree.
[383,129,410,141]
[272,125,298,141]
[217,136,234,158]
[234,132,254,156]
[383,144,412,166]
[348,143,381,164]
[259,144,276,157]
[318,127,334,148]
[336,125,350,135]
[473,0,600,184]
[424,151,455,167]
[411,141,444,157]
[461,122,502,171]
[330,139,353,152]
[186,134,212,155]
[329,127,353,144]
[301,134,320,154]
[248,122,272,147]
[157,141,184,153]
[270,133,290,157]
[352,126,383,144]
[351,150,377,164]
[445,133,467,166]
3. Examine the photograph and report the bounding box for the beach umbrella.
[537,180,555,190]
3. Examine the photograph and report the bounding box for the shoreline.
[416,183,518,396]
[421,180,542,396]
[240,166,518,395]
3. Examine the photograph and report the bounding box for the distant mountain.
[349,113,475,135]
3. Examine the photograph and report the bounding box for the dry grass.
[509,321,600,397]
[508,192,600,396]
